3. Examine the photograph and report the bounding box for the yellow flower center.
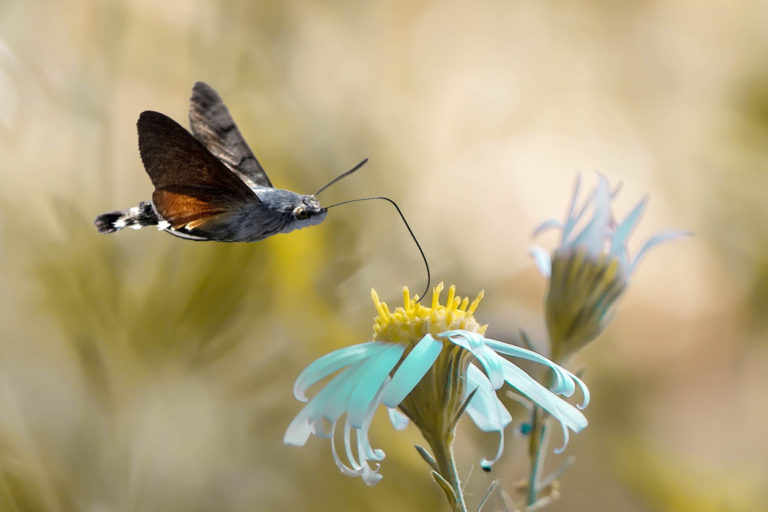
[371,282,487,343]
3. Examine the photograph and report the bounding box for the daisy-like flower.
[284,283,589,498]
[530,175,689,362]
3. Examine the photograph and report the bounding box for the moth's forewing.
[137,111,258,231]
[188,81,273,189]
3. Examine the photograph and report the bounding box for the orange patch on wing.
[153,189,232,231]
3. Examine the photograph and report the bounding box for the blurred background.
[0,1,765,511]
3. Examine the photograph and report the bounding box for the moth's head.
[291,195,327,228]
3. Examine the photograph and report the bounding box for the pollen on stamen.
[446,285,456,310]
[468,291,484,315]
[432,282,444,309]
[372,282,486,343]
[402,287,412,313]
[371,289,388,319]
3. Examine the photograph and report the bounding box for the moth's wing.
[188,81,273,188]
[138,110,260,232]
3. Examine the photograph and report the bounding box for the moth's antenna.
[326,196,430,303]
[315,158,369,197]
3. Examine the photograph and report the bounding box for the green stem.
[527,361,564,508]
[526,407,550,507]
[429,433,468,512]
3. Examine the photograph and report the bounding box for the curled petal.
[341,381,389,486]
[501,360,587,453]
[534,174,687,285]
[323,351,392,422]
[530,246,552,277]
[294,342,386,401]
[570,175,611,254]
[437,330,588,453]
[464,365,513,471]
[465,364,512,432]
[347,344,405,427]
[439,330,506,389]
[479,428,505,472]
[446,331,589,457]
[381,334,442,407]
[285,345,405,446]
[533,218,562,238]
[610,196,647,256]
[483,337,589,408]
[629,229,692,275]
[285,365,362,446]
[560,174,583,243]
[331,421,383,486]
[387,407,409,431]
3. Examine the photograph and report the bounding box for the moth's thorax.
[250,187,327,236]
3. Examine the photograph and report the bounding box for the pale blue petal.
[359,399,386,462]
[501,363,585,427]
[610,196,648,256]
[342,422,361,471]
[571,176,611,254]
[329,422,347,466]
[501,360,587,453]
[465,364,512,432]
[285,365,361,445]
[332,421,383,486]
[286,343,405,446]
[349,384,387,465]
[322,357,383,422]
[530,246,552,277]
[560,174,583,243]
[629,229,691,275]
[484,338,590,408]
[340,381,389,485]
[357,437,384,486]
[294,342,385,401]
[381,334,443,407]
[347,344,405,428]
[569,187,596,231]
[463,365,511,470]
[387,407,409,431]
[564,183,599,246]
[479,427,505,471]
[439,330,506,389]
[532,218,562,238]
[331,422,355,475]
[494,340,574,396]
[283,407,319,446]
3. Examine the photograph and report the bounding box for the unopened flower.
[531,175,688,362]
[284,283,589,486]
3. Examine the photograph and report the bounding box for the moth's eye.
[294,207,310,220]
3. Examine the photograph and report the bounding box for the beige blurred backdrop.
[0,1,765,511]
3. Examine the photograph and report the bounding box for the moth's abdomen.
[94,201,161,234]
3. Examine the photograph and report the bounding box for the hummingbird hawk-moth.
[95,81,368,242]
[94,82,430,297]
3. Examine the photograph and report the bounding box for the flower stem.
[526,406,549,507]
[428,433,468,512]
